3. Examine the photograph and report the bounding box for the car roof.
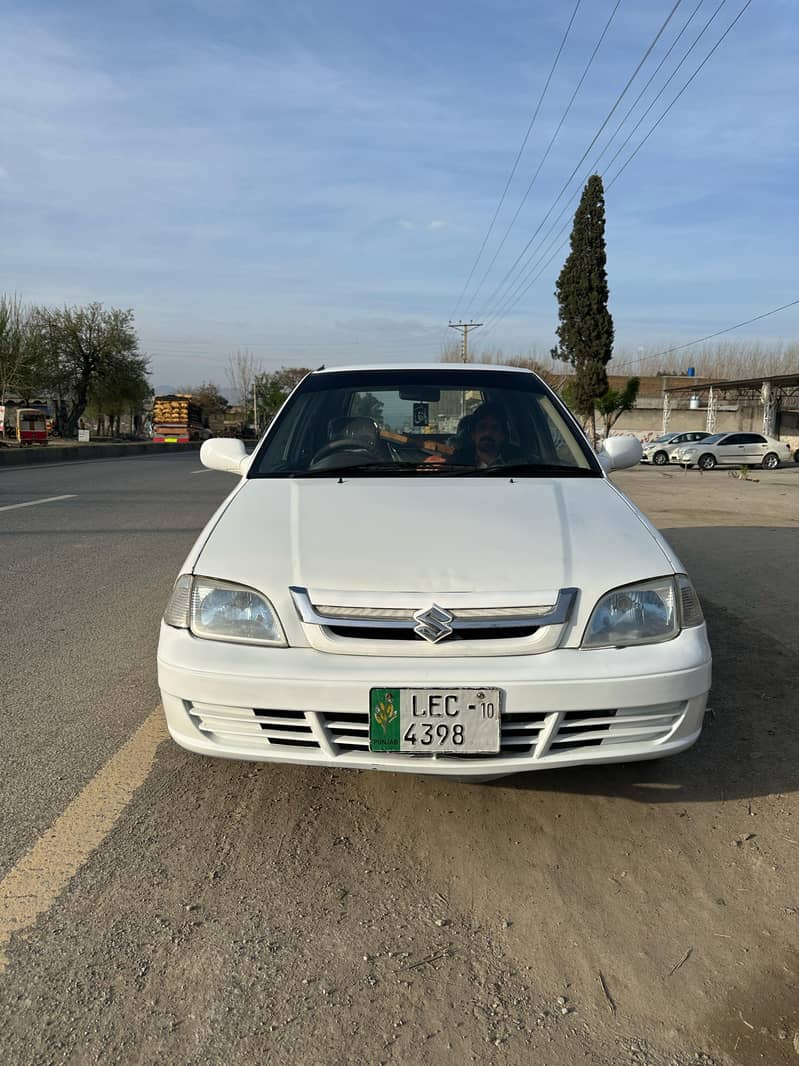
[312,363,538,375]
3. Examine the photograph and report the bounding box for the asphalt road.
[1,455,797,1066]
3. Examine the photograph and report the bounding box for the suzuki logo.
[413,604,454,644]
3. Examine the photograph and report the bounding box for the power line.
[475,0,686,325]
[141,335,445,357]
[480,0,728,335]
[478,0,720,335]
[610,299,799,373]
[480,0,751,338]
[461,0,622,318]
[606,0,752,185]
[140,333,444,351]
[448,0,583,322]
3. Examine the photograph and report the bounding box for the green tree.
[254,366,311,429]
[189,382,229,416]
[0,294,43,404]
[551,174,614,445]
[595,377,640,438]
[34,303,147,436]
[350,392,384,424]
[87,355,150,436]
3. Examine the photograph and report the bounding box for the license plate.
[369,688,501,754]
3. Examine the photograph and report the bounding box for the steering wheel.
[310,438,379,464]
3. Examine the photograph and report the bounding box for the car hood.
[193,477,677,625]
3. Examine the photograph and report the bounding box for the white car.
[673,431,791,470]
[158,365,711,780]
[641,431,712,465]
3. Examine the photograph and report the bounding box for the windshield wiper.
[456,462,599,478]
[290,461,473,478]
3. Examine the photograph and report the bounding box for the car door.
[715,433,747,465]
[740,433,768,464]
[666,433,688,455]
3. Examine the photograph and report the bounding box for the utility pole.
[448,321,482,363]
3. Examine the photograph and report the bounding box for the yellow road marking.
[0,708,167,974]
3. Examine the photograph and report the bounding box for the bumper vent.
[185,701,686,761]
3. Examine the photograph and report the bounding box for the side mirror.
[598,435,643,473]
[200,438,249,475]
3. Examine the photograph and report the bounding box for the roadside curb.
[0,442,201,468]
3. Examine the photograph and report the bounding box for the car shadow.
[502,525,799,805]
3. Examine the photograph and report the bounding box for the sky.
[1,0,797,387]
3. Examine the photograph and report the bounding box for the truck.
[152,395,205,443]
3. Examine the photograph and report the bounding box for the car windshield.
[248,368,601,478]
[651,434,677,444]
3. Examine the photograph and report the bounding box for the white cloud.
[398,219,448,232]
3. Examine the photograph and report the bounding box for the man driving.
[450,402,516,468]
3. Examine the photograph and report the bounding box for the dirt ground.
[1,461,798,1066]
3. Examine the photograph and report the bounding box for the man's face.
[472,415,505,459]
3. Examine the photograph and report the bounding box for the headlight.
[163,575,286,646]
[583,577,679,648]
[583,575,703,648]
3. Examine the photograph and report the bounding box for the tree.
[253,366,311,429]
[188,382,229,417]
[33,303,147,436]
[225,349,260,421]
[0,294,42,404]
[595,377,640,438]
[551,174,614,445]
[350,392,384,424]
[88,355,150,436]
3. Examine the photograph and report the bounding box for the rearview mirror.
[399,387,441,402]
[598,435,643,473]
[200,438,249,475]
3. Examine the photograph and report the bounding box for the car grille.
[325,625,540,642]
[289,587,576,646]
[186,701,686,760]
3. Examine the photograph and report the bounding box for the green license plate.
[369,688,501,754]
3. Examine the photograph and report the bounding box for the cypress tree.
[551,174,614,443]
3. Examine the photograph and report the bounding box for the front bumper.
[157,623,712,778]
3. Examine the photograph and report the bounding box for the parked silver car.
[641,431,712,465]
[673,432,791,470]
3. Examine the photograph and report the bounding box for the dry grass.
[442,339,798,383]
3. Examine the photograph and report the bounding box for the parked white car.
[641,431,712,465]
[158,365,711,780]
[673,431,791,470]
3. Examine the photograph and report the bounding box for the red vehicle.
[17,408,48,445]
